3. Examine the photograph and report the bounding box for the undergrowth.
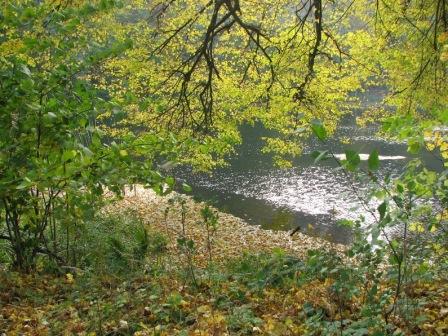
[1,212,447,335]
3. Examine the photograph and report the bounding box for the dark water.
[174,88,442,244]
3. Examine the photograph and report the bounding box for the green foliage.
[368,149,380,171]
[226,249,304,290]
[344,150,361,171]
[311,150,330,163]
[1,0,447,334]
[200,204,219,266]
[328,153,448,333]
[311,120,328,141]
[226,305,263,335]
[0,0,176,271]
[308,118,446,334]
[73,212,167,275]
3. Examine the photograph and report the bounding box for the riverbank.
[105,185,346,267]
[1,187,446,335]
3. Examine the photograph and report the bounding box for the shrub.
[72,212,167,276]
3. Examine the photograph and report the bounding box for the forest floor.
[0,186,447,335]
[110,186,345,267]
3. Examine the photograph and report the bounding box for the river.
[174,87,442,244]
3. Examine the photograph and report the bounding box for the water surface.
[175,89,441,244]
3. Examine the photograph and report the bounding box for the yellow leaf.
[409,222,424,233]
[441,51,448,62]
[438,32,448,44]
[197,305,210,314]
[426,142,436,151]
[65,273,74,284]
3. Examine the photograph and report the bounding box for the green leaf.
[20,64,31,77]
[311,150,329,163]
[153,183,164,196]
[79,118,88,127]
[337,219,355,228]
[82,146,94,157]
[46,112,57,119]
[165,176,175,187]
[368,149,379,171]
[20,79,34,91]
[65,18,81,31]
[182,183,192,193]
[311,120,327,140]
[344,150,360,171]
[378,202,387,220]
[62,150,77,162]
[16,177,33,190]
[408,141,421,154]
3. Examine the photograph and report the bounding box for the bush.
[226,249,304,290]
[73,212,167,276]
[226,304,263,335]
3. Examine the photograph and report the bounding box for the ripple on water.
[186,166,382,224]
[174,117,423,243]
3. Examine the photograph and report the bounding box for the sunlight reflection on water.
[175,98,438,244]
